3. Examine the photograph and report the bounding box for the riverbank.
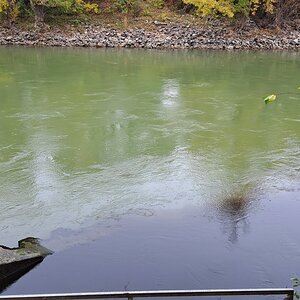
[0,21,299,50]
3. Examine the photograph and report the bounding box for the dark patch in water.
[2,193,300,295]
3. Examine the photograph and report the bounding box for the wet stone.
[0,238,53,291]
[0,237,53,268]
[0,24,299,50]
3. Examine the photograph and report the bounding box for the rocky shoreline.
[0,22,299,50]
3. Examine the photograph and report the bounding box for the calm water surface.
[0,48,299,294]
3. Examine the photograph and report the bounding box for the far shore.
[0,21,299,50]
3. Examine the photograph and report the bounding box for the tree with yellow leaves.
[0,0,18,27]
[181,0,278,18]
[0,0,8,12]
[182,0,235,17]
[180,0,300,27]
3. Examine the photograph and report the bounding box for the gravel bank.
[0,22,299,50]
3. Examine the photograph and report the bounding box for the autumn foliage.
[182,0,291,19]
[0,0,299,28]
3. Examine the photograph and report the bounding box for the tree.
[29,0,46,27]
[180,0,299,26]
[115,0,142,26]
[29,0,98,28]
[274,0,300,27]
[181,0,235,17]
[0,0,18,28]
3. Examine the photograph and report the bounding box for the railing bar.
[0,288,294,300]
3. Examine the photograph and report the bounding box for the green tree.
[115,0,141,26]
[29,0,98,27]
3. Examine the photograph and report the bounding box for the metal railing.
[0,289,294,300]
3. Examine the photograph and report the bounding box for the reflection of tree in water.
[216,191,255,244]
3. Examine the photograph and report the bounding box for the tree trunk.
[5,0,16,28]
[30,1,45,28]
[34,5,45,27]
[123,14,128,27]
[275,0,284,28]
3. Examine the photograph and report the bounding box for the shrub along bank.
[0,0,299,29]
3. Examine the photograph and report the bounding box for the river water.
[0,48,299,295]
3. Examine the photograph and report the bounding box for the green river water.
[0,48,299,294]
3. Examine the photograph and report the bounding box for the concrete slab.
[0,237,53,292]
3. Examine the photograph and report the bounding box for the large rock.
[0,237,53,292]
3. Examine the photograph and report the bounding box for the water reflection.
[161,79,181,108]
[216,192,253,244]
[0,48,299,250]
[3,191,300,294]
[0,259,43,293]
